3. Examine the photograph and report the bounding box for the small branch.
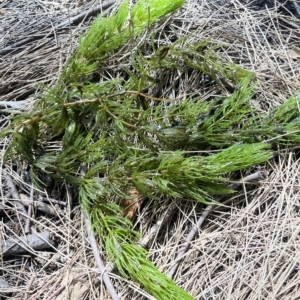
[2,232,55,256]
[167,204,213,278]
[228,170,267,190]
[63,99,138,129]
[25,185,34,234]
[62,99,100,107]
[0,1,116,55]
[38,195,67,206]
[55,0,115,30]
[24,273,36,300]
[1,193,60,216]
[84,213,120,300]
[3,170,27,222]
[66,186,73,217]
[63,89,174,107]
[139,201,178,248]
[19,194,60,216]
[125,91,173,102]
[168,171,267,278]
[105,108,137,129]
[81,159,119,299]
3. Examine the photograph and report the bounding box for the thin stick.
[139,201,178,248]
[38,195,67,206]
[9,194,59,216]
[84,213,120,300]
[3,170,27,222]
[66,186,73,214]
[168,171,267,278]
[167,204,213,278]
[24,273,36,300]
[25,185,34,234]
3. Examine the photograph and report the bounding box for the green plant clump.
[2,0,300,299]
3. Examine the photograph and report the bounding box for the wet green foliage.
[2,0,300,299]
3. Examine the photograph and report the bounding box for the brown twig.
[168,171,267,278]
[124,90,173,102]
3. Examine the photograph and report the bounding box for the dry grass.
[1,0,300,299]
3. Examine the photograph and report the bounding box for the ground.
[1,0,300,299]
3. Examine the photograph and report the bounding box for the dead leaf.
[122,188,145,220]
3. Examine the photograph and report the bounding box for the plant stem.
[84,213,120,300]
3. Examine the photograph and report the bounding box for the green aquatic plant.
[2,0,300,299]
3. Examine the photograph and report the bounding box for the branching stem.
[125,90,173,102]
[104,108,138,129]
